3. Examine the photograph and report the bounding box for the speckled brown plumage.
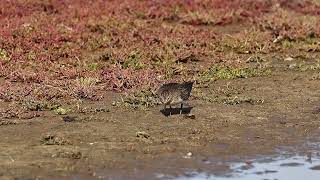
[157,81,194,115]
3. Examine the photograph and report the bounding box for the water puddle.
[167,155,320,180]
[160,136,320,180]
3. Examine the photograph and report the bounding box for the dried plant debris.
[0,120,18,126]
[76,107,109,114]
[222,96,264,105]
[289,61,320,72]
[136,131,150,139]
[0,102,40,119]
[40,134,71,145]
[52,150,82,159]
[21,98,60,111]
[53,107,71,115]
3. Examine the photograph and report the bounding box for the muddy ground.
[1,67,320,179]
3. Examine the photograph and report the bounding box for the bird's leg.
[180,103,183,114]
[169,106,172,116]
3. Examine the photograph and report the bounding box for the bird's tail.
[181,81,194,98]
[183,81,194,91]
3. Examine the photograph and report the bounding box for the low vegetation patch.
[197,65,271,83]
[0,0,319,114]
[112,89,159,110]
[193,84,264,105]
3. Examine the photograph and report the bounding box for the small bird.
[157,81,194,115]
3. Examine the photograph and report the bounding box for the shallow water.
[169,155,320,180]
[158,135,320,180]
[66,132,320,180]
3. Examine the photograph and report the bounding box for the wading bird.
[157,81,194,115]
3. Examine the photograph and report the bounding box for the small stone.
[284,57,294,61]
[183,152,193,159]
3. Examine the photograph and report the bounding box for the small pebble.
[183,152,193,159]
[284,57,294,61]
